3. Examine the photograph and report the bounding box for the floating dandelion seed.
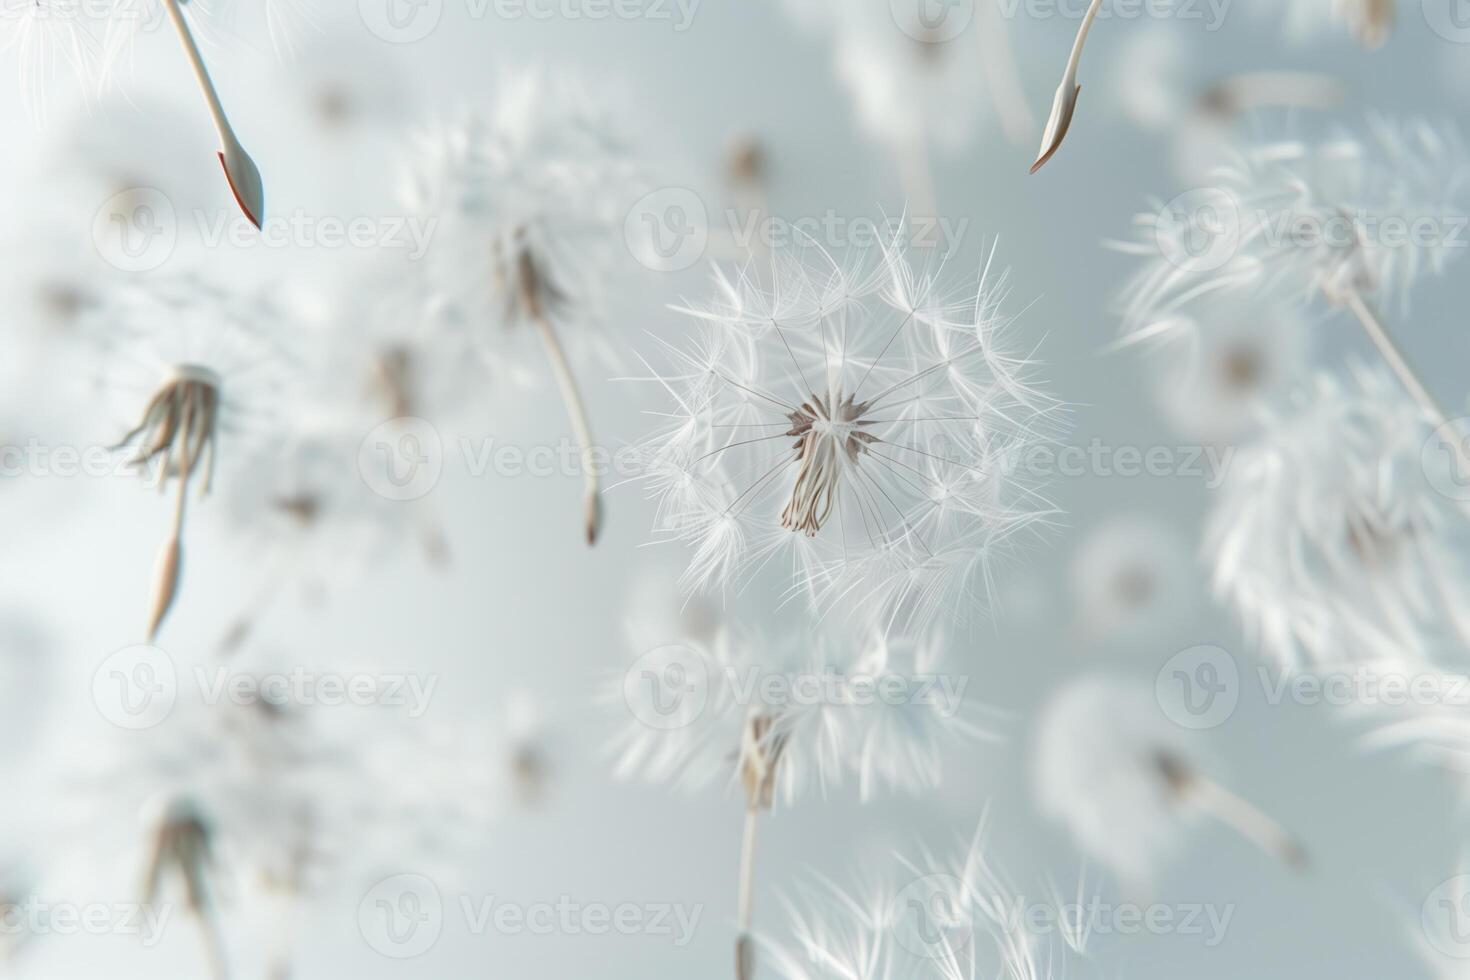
[87,276,291,639]
[402,68,650,545]
[1031,0,1101,173]
[0,0,103,122]
[1115,115,1470,478]
[142,798,230,980]
[1069,514,1196,646]
[609,619,993,980]
[635,235,1058,635]
[1207,366,1470,667]
[1035,673,1307,890]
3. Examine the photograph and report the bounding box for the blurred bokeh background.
[3,0,1470,977]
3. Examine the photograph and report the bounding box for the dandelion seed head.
[1034,673,1198,888]
[401,67,645,376]
[637,237,1058,634]
[1207,364,1470,667]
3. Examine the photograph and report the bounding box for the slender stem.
[196,907,230,980]
[530,310,601,544]
[1188,775,1307,870]
[737,806,758,934]
[161,0,236,145]
[735,806,759,980]
[1064,0,1104,83]
[1343,287,1470,476]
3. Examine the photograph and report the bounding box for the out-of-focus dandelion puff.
[831,7,989,158]
[1105,22,1191,133]
[402,67,651,545]
[217,421,412,651]
[1247,0,1395,48]
[85,275,293,638]
[352,718,501,883]
[1116,117,1470,330]
[1132,280,1315,442]
[635,236,1059,635]
[1207,365,1470,668]
[503,690,554,807]
[609,625,993,806]
[0,0,104,121]
[1070,514,1196,646]
[622,561,724,653]
[286,28,410,137]
[1035,673,1306,890]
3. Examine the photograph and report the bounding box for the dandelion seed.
[609,613,993,979]
[1035,673,1307,889]
[635,235,1058,634]
[1069,514,1196,646]
[1115,116,1470,480]
[1207,366,1470,667]
[402,68,651,545]
[1031,0,1101,173]
[87,276,292,639]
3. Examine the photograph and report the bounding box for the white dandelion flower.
[1207,366,1470,668]
[402,67,651,545]
[1069,513,1197,646]
[797,1,1031,208]
[636,236,1058,635]
[609,621,991,979]
[1034,673,1306,890]
[85,275,294,639]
